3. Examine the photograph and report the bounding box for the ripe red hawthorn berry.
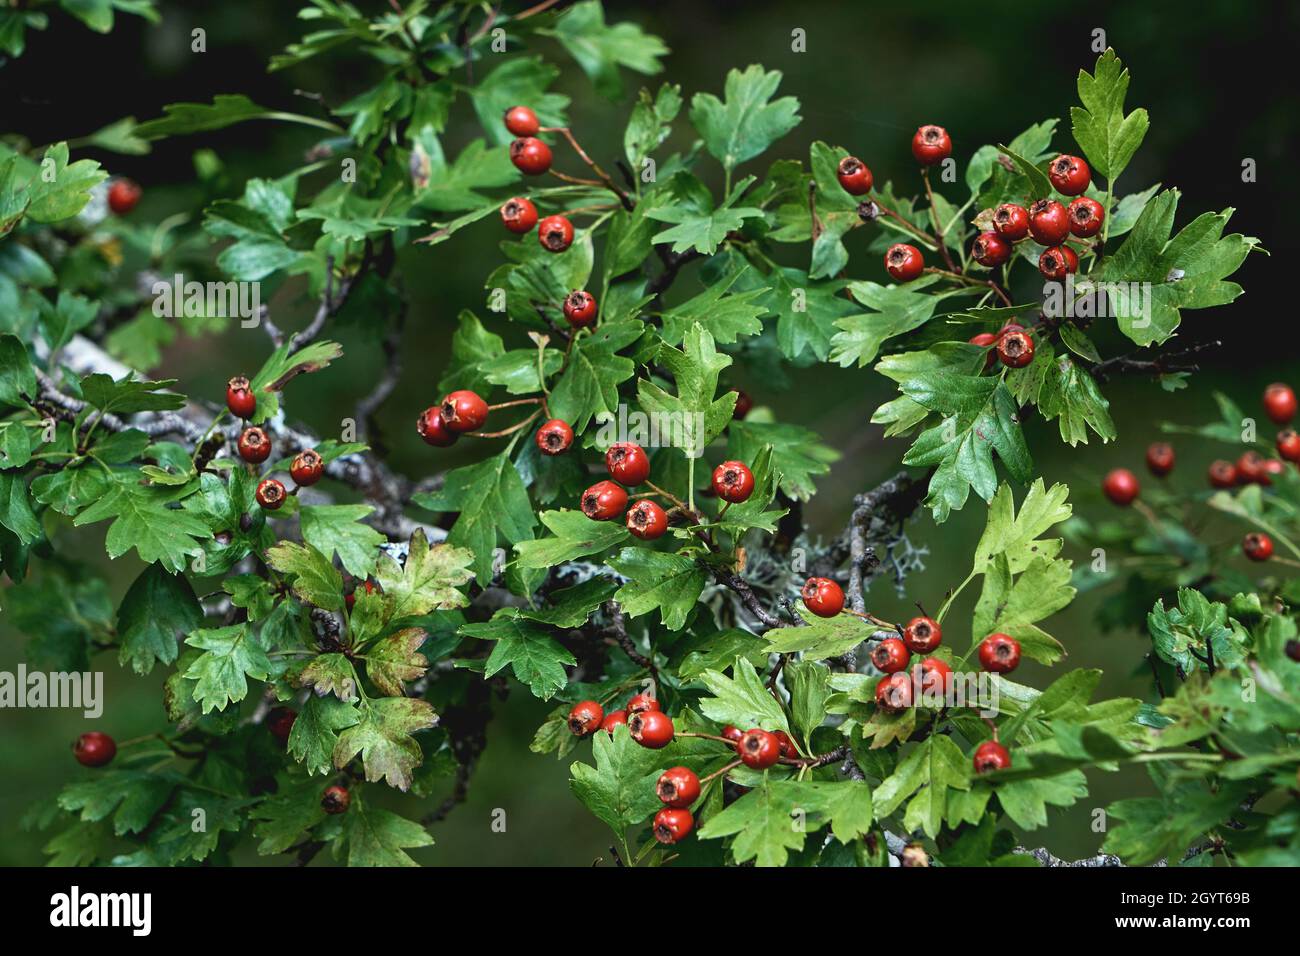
[970,331,999,370]
[875,673,914,713]
[416,405,458,447]
[1027,199,1070,246]
[772,730,798,758]
[656,766,701,808]
[255,478,286,510]
[885,243,925,281]
[1208,459,1238,488]
[74,731,116,768]
[870,637,911,674]
[1102,468,1141,506]
[919,656,953,695]
[1038,245,1079,280]
[1243,532,1274,562]
[629,709,674,749]
[1264,383,1297,424]
[997,329,1035,368]
[291,448,324,486]
[321,785,351,814]
[537,214,574,252]
[581,479,628,520]
[731,389,754,420]
[535,418,574,456]
[978,633,1022,674]
[627,499,669,540]
[563,290,597,327]
[601,710,629,735]
[653,807,694,844]
[736,728,781,769]
[1048,154,1091,195]
[567,700,604,737]
[226,375,256,419]
[973,740,1012,774]
[1278,429,1300,463]
[1146,442,1175,477]
[903,616,942,653]
[107,178,142,214]
[237,426,271,463]
[721,724,744,743]
[500,196,538,234]
[712,460,755,502]
[801,576,844,617]
[440,389,489,433]
[267,707,297,745]
[503,105,540,137]
[626,692,661,715]
[509,136,552,175]
[1068,196,1105,238]
[992,202,1031,241]
[1286,640,1300,664]
[1236,450,1268,485]
[911,125,951,165]
[606,441,650,486]
[836,155,873,194]
[972,231,1012,267]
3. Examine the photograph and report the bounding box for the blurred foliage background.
[1,0,1296,865]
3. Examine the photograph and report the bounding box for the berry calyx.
[919,656,952,695]
[1243,532,1273,562]
[580,480,628,521]
[500,196,538,234]
[721,724,744,743]
[1208,459,1238,488]
[885,243,925,281]
[911,125,951,166]
[107,178,142,214]
[537,214,574,252]
[731,389,754,419]
[801,576,844,618]
[606,441,650,486]
[509,136,552,175]
[601,710,629,735]
[237,426,271,463]
[653,807,693,844]
[440,389,489,433]
[290,449,324,486]
[563,290,597,327]
[1102,468,1140,506]
[535,419,574,456]
[1038,245,1079,280]
[656,766,701,808]
[1048,154,1091,195]
[267,707,297,745]
[736,728,781,769]
[567,700,605,737]
[1277,429,1300,463]
[902,616,942,653]
[875,673,913,713]
[836,155,873,194]
[978,633,1022,674]
[992,203,1030,241]
[503,105,540,137]
[711,460,755,502]
[1027,199,1070,246]
[626,692,661,714]
[225,375,256,419]
[627,499,669,540]
[74,731,116,768]
[416,406,458,447]
[1067,196,1105,238]
[1264,383,1297,424]
[997,329,1035,368]
[973,740,1012,774]
[321,785,351,814]
[628,709,674,749]
[255,478,286,510]
[972,231,1011,267]
[870,637,911,674]
[1146,442,1175,477]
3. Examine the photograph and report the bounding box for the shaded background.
[1,0,1297,865]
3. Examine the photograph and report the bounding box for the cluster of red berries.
[968,320,1036,371]
[416,388,490,448]
[986,154,1096,280]
[226,376,324,509]
[497,105,574,252]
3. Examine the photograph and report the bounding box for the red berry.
[902,616,942,654]
[417,406,458,447]
[107,178,142,214]
[535,419,574,456]
[911,125,951,165]
[255,478,286,510]
[996,329,1035,368]
[1145,442,1175,477]
[772,730,799,758]
[722,724,744,743]
[627,500,669,540]
[1027,199,1070,245]
[885,243,925,281]
[1038,245,1078,280]
[1236,451,1268,485]
[978,633,1021,674]
[711,460,755,502]
[1277,429,1300,463]
[1208,459,1238,489]
[919,657,952,695]
[73,731,116,768]
[440,390,489,433]
[503,105,540,137]
[626,693,661,714]
[970,332,998,370]
[500,196,538,234]
[992,203,1030,241]
[656,766,701,808]
[1102,468,1140,506]
[509,136,552,175]
[972,231,1011,267]
[837,155,873,194]
[562,290,597,327]
[237,426,271,464]
[1265,458,1286,482]
[567,700,604,737]
[321,785,351,814]
[801,576,844,618]
[580,480,628,521]
[606,441,650,486]
[736,728,781,769]
[267,707,296,745]
[1068,196,1105,238]
[973,740,1011,774]
[290,449,324,486]
[601,710,629,735]
[653,807,694,844]
[1048,154,1091,196]
[1264,383,1297,425]
[226,375,256,419]
[344,579,378,612]
[1243,532,1273,562]
[731,389,754,419]
[629,709,674,749]
[870,637,911,674]
[537,214,574,252]
[875,673,913,713]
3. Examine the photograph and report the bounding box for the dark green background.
[1,0,1296,865]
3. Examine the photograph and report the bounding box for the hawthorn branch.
[1090,339,1221,383]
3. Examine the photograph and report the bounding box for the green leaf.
[135,94,340,139]
[333,696,438,791]
[1069,49,1149,181]
[659,268,767,346]
[971,554,1072,666]
[299,504,385,580]
[765,606,871,660]
[266,541,345,611]
[469,57,570,146]
[116,562,203,675]
[995,142,1052,200]
[695,657,790,735]
[569,725,665,838]
[58,770,178,836]
[289,694,360,776]
[785,659,830,751]
[366,628,429,696]
[0,333,37,408]
[971,479,1072,574]
[607,547,707,630]
[873,735,970,841]
[624,83,682,170]
[646,187,763,256]
[830,275,947,368]
[342,799,433,866]
[26,143,107,222]
[1147,588,1248,674]
[251,778,327,856]
[73,475,210,572]
[297,653,359,702]
[695,777,807,867]
[513,508,629,569]
[546,320,642,433]
[551,0,668,100]
[727,419,838,502]
[373,528,473,620]
[689,64,801,171]
[460,613,576,700]
[636,323,736,457]
[247,339,343,423]
[183,623,273,713]
[80,373,185,416]
[0,471,40,546]
[516,576,618,628]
